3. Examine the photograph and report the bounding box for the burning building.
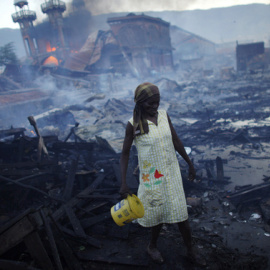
[11,0,222,78]
[12,0,38,58]
[12,1,174,77]
[11,0,92,69]
[12,0,67,66]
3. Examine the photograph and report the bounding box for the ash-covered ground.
[0,69,270,269]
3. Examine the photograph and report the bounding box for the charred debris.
[0,67,270,269]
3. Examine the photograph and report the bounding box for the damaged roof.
[107,13,170,26]
[64,30,117,71]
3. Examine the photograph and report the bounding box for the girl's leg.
[177,219,193,253]
[149,223,163,248]
[178,219,206,266]
[147,224,164,263]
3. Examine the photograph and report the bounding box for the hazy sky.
[1,0,269,29]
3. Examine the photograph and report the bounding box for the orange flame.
[43,56,59,66]
[46,42,52,52]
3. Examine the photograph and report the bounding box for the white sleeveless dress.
[129,110,188,227]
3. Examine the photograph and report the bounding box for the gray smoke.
[83,0,196,15]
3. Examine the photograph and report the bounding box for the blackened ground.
[78,193,269,270]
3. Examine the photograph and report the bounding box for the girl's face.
[141,94,160,117]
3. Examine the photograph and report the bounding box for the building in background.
[11,0,92,69]
[12,0,68,66]
[13,1,247,78]
[236,42,266,72]
[64,13,174,77]
[12,0,37,58]
[107,13,174,76]
[170,25,216,73]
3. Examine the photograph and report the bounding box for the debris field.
[0,69,270,270]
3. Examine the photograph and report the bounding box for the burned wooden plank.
[64,122,80,142]
[51,225,84,270]
[52,173,106,221]
[24,231,54,270]
[28,116,49,162]
[0,208,33,234]
[0,169,47,177]
[0,175,64,203]
[77,201,108,216]
[63,158,78,201]
[76,169,97,190]
[0,214,35,255]
[226,182,270,206]
[40,209,63,270]
[0,210,43,256]
[80,212,111,229]
[55,223,101,249]
[2,173,49,185]
[64,205,86,238]
[216,156,224,181]
[0,128,25,139]
[95,135,116,155]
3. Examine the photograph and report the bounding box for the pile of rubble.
[0,69,270,269]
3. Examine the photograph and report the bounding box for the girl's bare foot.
[147,245,164,264]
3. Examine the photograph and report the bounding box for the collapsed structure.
[65,13,174,77]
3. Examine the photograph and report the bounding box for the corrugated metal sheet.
[64,30,117,71]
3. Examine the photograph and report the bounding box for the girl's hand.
[119,184,132,198]
[188,165,196,181]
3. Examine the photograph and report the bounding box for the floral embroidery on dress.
[154,180,162,185]
[142,160,164,187]
[154,170,164,179]
[143,160,151,169]
[142,173,150,182]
